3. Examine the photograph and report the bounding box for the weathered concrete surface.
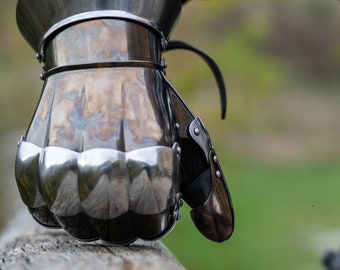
[0,206,185,270]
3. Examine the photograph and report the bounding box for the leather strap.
[167,40,227,119]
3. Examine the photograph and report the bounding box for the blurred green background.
[1,0,340,269]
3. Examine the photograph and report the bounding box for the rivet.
[177,146,182,155]
[216,170,221,178]
[213,155,218,163]
[40,67,46,80]
[161,38,168,51]
[161,58,167,69]
[175,123,180,130]
[194,128,200,136]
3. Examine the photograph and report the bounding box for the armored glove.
[15,0,234,245]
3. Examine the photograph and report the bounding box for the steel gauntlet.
[15,0,234,245]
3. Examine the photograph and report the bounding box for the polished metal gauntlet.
[15,0,234,245]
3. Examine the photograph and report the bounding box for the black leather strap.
[167,40,227,119]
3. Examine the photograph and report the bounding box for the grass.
[1,1,340,269]
[162,162,340,270]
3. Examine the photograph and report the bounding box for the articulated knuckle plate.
[16,141,180,243]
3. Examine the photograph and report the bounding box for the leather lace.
[167,40,227,119]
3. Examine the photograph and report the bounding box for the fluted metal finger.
[15,141,180,243]
[78,149,129,220]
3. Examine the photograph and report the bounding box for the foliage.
[1,0,340,269]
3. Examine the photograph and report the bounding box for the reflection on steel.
[15,0,234,245]
[16,0,181,50]
[16,141,179,243]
